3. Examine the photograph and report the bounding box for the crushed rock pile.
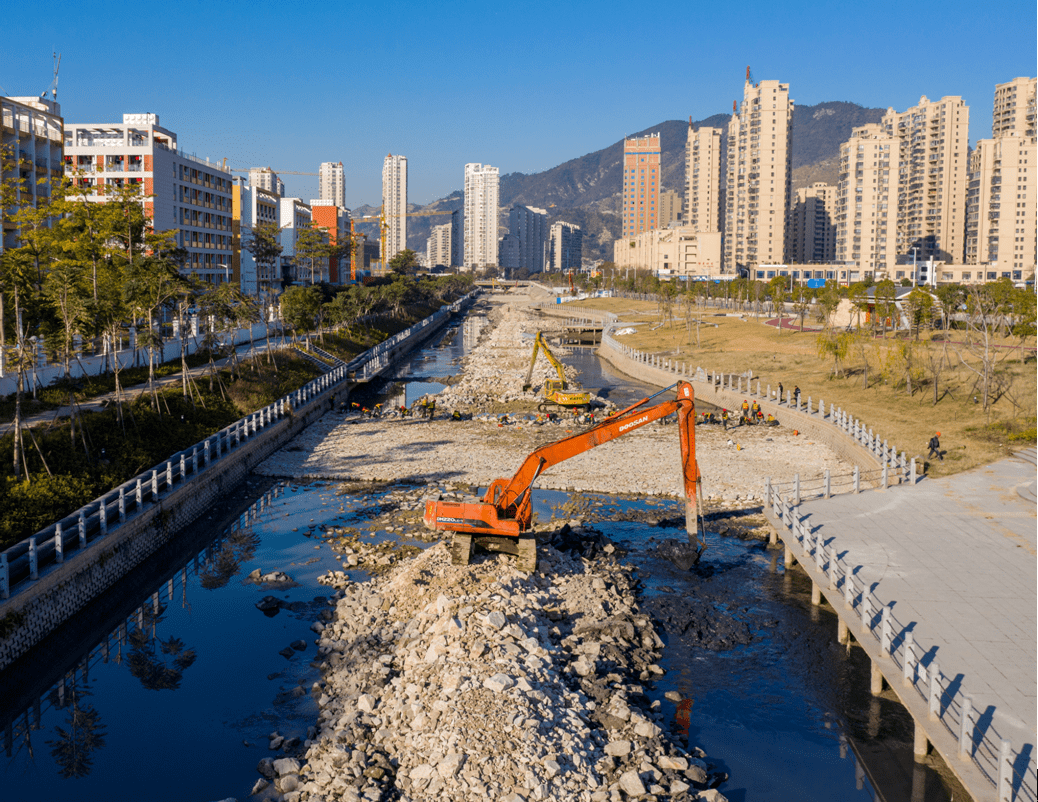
[258,522,730,802]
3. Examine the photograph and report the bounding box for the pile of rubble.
[255,517,730,802]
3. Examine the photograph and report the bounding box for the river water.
[0,314,960,801]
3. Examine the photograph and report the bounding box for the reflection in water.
[1,484,286,779]
[46,685,106,779]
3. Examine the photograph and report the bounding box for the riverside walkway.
[781,448,1036,801]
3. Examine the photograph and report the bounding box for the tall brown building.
[622,134,661,237]
[723,76,794,274]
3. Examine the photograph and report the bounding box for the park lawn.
[600,308,1035,477]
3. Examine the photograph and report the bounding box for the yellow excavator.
[522,332,592,412]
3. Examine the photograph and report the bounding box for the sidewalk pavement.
[797,449,1037,752]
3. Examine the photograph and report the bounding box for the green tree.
[294,222,330,286]
[243,221,283,299]
[768,276,789,333]
[388,248,420,276]
[816,282,842,331]
[280,285,323,346]
[816,330,852,378]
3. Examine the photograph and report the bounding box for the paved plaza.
[797,449,1037,757]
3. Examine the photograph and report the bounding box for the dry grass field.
[573,297,1037,476]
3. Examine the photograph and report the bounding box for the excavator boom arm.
[497,381,698,513]
[523,332,570,391]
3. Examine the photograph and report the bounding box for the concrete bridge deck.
[791,449,1036,800]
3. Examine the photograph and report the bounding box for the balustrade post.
[903,631,916,686]
[151,470,159,500]
[29,537,38,580]
[54,524,64,563]
[180,454,186,481]
[958,697,973,760]
[928,661,941,719]
[815,540,825,572]
[79,511,86,548]
[165,461,173,490]
[843,565,854,607]
[882,463,889,488]
[910,458,917,484]
[794,473,801,505]
[119,488,127,521]
[0,553,8,599]
[807,396,812,415]
[204,439,211,465]
[99,498,107,534]
[997,740,1012,800]
[824,469,831,499]
[136,478,143,507]
[192,448,198,474]
[881,606,892,655]
[853,466,861,494]
[764,477,771,507]
[861,593,872,633]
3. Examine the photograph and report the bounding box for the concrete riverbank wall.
[0,292,478,670]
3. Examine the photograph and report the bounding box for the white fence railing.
[766,484,1036,802]
[0,290,479,602]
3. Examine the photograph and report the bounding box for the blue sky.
[3,0,1035,207]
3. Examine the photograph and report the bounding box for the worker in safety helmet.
[927,432,943,461]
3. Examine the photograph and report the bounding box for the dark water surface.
[0,315,959,801]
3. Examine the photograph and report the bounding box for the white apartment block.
[319,161,345,207]
[64,113,234,285]
[658,190,682,227]
[882,95,969,264]
[1,96,64,252]
[789,182,838,265]
[232,179,281,298]
[279,197,312,285]
[426,222,452,268]
[723,78,794,274]
[613,227,722,279]
[686,125,722,233]
[992,77,1036,138]
[966,135,1036,276]
[249,167,285,197]
[507,205,548,273]
[835,125,900,280]
[463,163,499,269]
[547,222,582,272]
[382,154,408,261]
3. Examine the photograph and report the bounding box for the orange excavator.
[424,381,704,572]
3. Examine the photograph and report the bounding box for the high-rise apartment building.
[507,205,548,273]
[659,190,682,227]
[498,234,521,272]
[463,163,499,269]
[382,154,407,261]
[249,167,285,198]
[723,77,794,273]
[835,125,900,280]
[992,77,1036,138]
[64,113,234,285]
[319,161,344,207]
[881,95,969,264]
[966,78,1036,276]
[547,222,582,272]
[685,125,722,233]
[426,222,452,269]
[789,182,838,265]
[622,134,661,236]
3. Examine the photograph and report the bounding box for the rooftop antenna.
[41,51,61,101]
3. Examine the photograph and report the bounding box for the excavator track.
[450,533,474,566]
[516,537,537,573]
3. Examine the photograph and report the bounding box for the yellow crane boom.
[522,332,591,411]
